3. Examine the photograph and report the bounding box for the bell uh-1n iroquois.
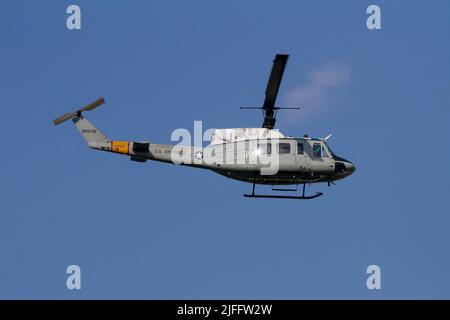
[53,54,355,199]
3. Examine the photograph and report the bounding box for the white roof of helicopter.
[210,128,286,145]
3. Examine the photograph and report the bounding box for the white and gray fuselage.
[80,119,355,186]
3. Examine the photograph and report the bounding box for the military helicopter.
[53,54,355,199]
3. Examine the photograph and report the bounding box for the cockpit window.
[324,142,336,157]
[277,143,291,154]
[322,145,329,157]
[312,143,321,158]
[297,142,304,154]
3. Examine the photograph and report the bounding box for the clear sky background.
[0,0,449,299]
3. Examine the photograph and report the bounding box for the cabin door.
[275,141,297,171]
[296,141,311,174]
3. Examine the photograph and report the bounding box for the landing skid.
[243,193,323,200]
[243,183,323,200]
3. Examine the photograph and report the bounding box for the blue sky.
[0,0,449,299]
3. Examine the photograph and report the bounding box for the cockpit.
[294,138,333,160]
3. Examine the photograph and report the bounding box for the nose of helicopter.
[333,155,356,179]
[345,161,356,174]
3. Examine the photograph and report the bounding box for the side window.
[322,145,329,158]
[277,143,291,154]
[297,142,304,154]
[312,143,321,158]
[257,143,272,155]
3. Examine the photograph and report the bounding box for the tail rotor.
[52,97,105,126]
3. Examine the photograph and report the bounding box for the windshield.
[324,142,336,157]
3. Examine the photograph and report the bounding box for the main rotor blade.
[262,54,289,110]
[81,97,105,112]
[240,55,292,130]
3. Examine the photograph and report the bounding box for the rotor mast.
[240,54,299,130]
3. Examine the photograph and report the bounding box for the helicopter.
[53,54,355,200]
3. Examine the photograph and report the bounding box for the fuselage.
[89,127,356,186]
